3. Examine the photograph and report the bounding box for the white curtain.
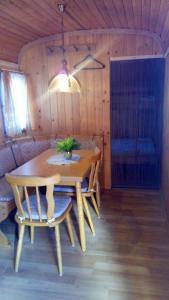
[0,71,30,137]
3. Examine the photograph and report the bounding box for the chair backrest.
[6,174,60,223]
[88,149,102,191]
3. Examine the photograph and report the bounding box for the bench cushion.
[0,177,14,202]
[34,139,51,155]
[11,143,24,166]
[0,146,16,176]
[12,138,37,164]
[12,138,51,166]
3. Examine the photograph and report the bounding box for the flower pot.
[64,151,72,160]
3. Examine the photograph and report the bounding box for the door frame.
[110,54,163,62]
[110,55,165,188]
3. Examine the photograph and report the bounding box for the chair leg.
[66,213,75,247]
[82,195,95,236]
[15,224,25,272]
[30,226,34,244]
[55,225,62,276]
[91,193,100,218]
[96,181,101,208]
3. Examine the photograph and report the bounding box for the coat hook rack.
[46,44,95,55]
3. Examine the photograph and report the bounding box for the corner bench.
[0,134,103,246]
[0,145,17,245]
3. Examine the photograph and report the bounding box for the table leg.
[0,229,10,247]
[76,182,86,252]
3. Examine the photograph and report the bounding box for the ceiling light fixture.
[48,3,81,93]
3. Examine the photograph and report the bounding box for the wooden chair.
[54,149,102,236]
[6,174,74,276]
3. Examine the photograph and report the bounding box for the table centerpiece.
[56,137,80,160]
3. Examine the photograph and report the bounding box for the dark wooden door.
[110,58,164,188]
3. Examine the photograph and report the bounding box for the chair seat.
[20,194,71,221]
[54,178,88,193]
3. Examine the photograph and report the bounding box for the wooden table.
[10,149,97,252]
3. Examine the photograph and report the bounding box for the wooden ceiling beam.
[0,26,30,44]
[0,54,17,63]
[141,0,151,30]
[112,0,128,28]
[80,0,107,29]
[103,0,121,28]
[12,0,60,35]
[0,14,39,40]
[131,0,142,29]
[0,2,52,37]
[149,0,161,32]
[0,0,167,62]
[123,0,135,29]
[67,0,96,29]
[46,0,84,31]
[155,0,169,36]
[31,0,62,29]
[0,36,24,49]
[96,0,116,28]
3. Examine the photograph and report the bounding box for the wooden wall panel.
[19,32,162,189]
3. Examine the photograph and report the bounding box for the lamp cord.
[60,4,65,61]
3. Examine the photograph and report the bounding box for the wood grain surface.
[0,189,169,299]
[0,0,168,62]
[18,31,162,189]
[10,149,94,182]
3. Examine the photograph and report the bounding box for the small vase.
[64,151,72,160]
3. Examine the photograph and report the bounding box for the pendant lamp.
[48,3,81,93]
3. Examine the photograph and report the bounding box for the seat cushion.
[19,140,37,162]
[34,140,50,155]
[54,178,88,193]
[0,146,16,176]
[21,194,71,221]
[0,177,14,202]
[11,142,24,166]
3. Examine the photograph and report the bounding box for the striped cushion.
[34,140,50,155]
[21,194,71,220]
[11,143,24,166]
[50,139,57,148]
[19,140,37,162]
[0,177,14,202]
[11,138,36,165]
[54,178,88,193]
[0,146,16,176]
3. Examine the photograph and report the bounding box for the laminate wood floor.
[0,189,169,300]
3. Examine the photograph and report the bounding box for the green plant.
[56,137,80,152]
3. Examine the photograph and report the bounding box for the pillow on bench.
[11,138,37,165]
[0,177,15,224]
[0,145,17,176]
[12,137,51,166]
[0,177,13,202]
[34,138,51,155]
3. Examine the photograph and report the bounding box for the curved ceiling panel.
[0,0,168,62]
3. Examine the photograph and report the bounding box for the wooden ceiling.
[1,0,169,63]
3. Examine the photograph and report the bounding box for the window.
[0,71,30,137]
